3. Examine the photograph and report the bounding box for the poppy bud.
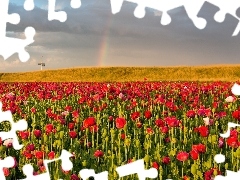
[135,139,140,147]
[43,135,47,143]
[82,160,87,167]
[57,140,62,146]
[144,155,150,163]
[105,137,109,142]
[225,163,228,169]
[191,165,197,175]
[124,139,131,146]
[60,131,64,139]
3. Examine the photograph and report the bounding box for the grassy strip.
[1,65,240,82]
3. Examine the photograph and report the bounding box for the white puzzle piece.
[110,0,240,36]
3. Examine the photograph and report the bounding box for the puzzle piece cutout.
[116,159,158,180]
[0,0,83,62]
[0,156,15,180]
[0,0,36,62]
[79,169,108,180]
[212,83,240,179]
[213,122,240,179]
[110,0,240,36]
[199,82,240,179]
[20,149,73,180]
[231,83,240,96]
[24,0,81,22]
[214,170,240,179]
[0,102,28,150]
[206,0,240,36]
[219,122,240,138]
[24,0,34,11]
[79,159,158,180]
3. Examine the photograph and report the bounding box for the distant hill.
[1,65,240,82]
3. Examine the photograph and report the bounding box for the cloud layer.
[1,0,240,72]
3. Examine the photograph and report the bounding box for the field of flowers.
[0,81,240,180]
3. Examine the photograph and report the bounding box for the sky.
[1,0,240,72]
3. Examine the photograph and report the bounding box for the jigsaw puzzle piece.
[183,0,207,29]
[48,0,81,22]
[152,0,185,26]
[110,0,124,14]
[130,0,186,24]
[116,159,158,180]
[0,156,14,180]
[206,0,240,22]
[215,170,240,179]
[24,0,35,11]
[20,149,73,180]
[79,169,108,180]
[110,0,146,18]
[0,0,20,38]
[110,0,186,25]
[71,0,81,9]
[0,102,28,150]
[48,0,67,22]
[206,0,240,36]
[0,27,35,62]
[60,150,74,170]
[133,0,147,19]
[219,122,240,138]
[21,163,49,180]
[233,21,240,36]
[0,0,36,62]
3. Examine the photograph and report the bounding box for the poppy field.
[0,81,240,180]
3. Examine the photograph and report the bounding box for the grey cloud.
[1,0,240,72]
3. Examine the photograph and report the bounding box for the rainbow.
[96,13,113,67]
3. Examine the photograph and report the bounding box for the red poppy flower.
[26,144,35,151]
[68,123,75,130]
[19,131,30,140]
[155,119,165,127]
[190,149,199,160]
[176,151,189,162]
[186,110,195,118]
[227,136,238,148]
[131,112,140,121]
[83,117,96,128]
[152,162,159,169]
[47,151,55,160]
[121,133,126,140]
[30,107,36,113]
[198,126,209,137]
[72,110,79,118]
[144,110,152,119]
[146,127,154,135]
[69,131,77,139]
[33,130,42,138]
[94,150,104,158]
[232,110,240,121]
[23,151,33,159]
[71,174,80,180]
[45,124,54,134]
[35,151,44,159]
[160,126,169,134]
[162,156,170,164]
[115,117,127,129]
[108,116,113,122]
[3,168,10,177]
